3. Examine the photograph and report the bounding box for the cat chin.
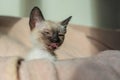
[25,48,56,62]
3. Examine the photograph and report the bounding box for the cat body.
[25,7,72,61]
[26,48,56,61]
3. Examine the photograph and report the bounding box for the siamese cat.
[25,7,72,61]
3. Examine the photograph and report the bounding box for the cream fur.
[25,21,60,61]
[25,48,56,61]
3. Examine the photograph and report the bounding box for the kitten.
[25,7,72,61]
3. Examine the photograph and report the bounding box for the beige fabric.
[0,56,21,80]
[19,50,120,80]
[0,16,120,80]
[0,16,120,59]
[0,51,120,80]
[20,60,57,80]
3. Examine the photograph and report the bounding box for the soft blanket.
[0,16,120,80]
[0,57,21,80]
[1,50,120,80]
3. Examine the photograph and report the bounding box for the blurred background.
[0,0,120,29]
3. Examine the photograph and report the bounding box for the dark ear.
[29,6,45,30]
[61,16,72,28]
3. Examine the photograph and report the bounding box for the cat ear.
[61,16,72,28]
[29,6,45,30]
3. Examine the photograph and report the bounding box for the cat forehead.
[45,20,61,29]
[36,20,63,31]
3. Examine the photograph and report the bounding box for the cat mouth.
[48,43,60,50]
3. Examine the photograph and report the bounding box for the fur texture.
[25,7,72,61]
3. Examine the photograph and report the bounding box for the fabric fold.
[19,59,58,80]
[0,56,21,80]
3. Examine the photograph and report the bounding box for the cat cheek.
[59,36,64,41]
[42,32,51,37]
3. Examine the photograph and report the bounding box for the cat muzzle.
[48,43,59,50]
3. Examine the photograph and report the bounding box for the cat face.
[29,7,72,51]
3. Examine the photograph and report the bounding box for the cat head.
[29,7,72,52]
